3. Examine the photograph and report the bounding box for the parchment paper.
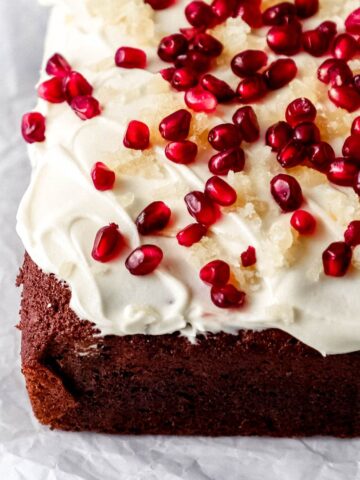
[1,1,360,479]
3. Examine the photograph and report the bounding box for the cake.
[16,0,360,436]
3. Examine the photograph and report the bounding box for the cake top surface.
[17,0,360,354]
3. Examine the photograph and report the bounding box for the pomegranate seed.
[21,112,46,144]
[231,50,268,78]
[185,86,218,113]
[208,124,242,151]
[158,34,188,62]
[92,224,123,263]
[232,106,259,143]
[308,142,335,171]
[286,98,317,127]
[185,1,215,28]
[302,29,331,57]
[200,260,230,286]
[267,22,302,56]
[266,121,293,151]
[344,221,360,246]
[124,120,150,151]
[237,74,268,103]
[237,3,263,29]
[115,47,147,69]
[328,85,360,113]
[241,246,257,267]
[165,140,198,164]
[317,21,337,40]
[135,201,171,235]
[354,171,360,195]
[176,223,207,247]
[295,0,319,19]
[145,0,175,9]
[263,58,297,90]
[171,68,198,91]
[351,117,360,135]
[185,191,218,225]
[205,176,237,206]
[277,139,308,168]
[262,2,296,26]
[332,34,359,61]
[159,109,191,141]
[345,8,360,36]
[322,242,352,277]
[211,0,237,23]
[327,158,359,186]
[70,96,101,120]
[45,53,71,78]
[63,72,93,100]
[270,174,303,212]
[200,74,235,102]
[126,245,163,275]
[210,284,246,308]
[317,59,353,85]
[160,67,176,82]
[342,135,360,163]
[354,75,360,93]
[193,33,223,57]
[37,77,66,103]
[293,122,320,144]
[209,148,245,175]
[290,209,316,234]
[175,51,211,73]
[91,162,116,191]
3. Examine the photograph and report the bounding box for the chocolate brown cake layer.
[17,253,360,436]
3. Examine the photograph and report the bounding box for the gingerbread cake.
[17,0,360,436]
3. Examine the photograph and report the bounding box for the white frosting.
[17,0,360,354]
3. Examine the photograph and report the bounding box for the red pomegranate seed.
[293,122,320,144]
[209,148,245,175]
[237,3,263,29]
[185,1,215,28]
[262,2,296,26]
[205,176,237,206]
[125,245,163,275]
[308,142,335,171]
[211,0,237,23]
[302,29,331,57]
[145,0,175,9]
[322,242,352,277]
[165,140,198,164]
[21,112,46,144]
[135,201,171,235]
[45,53,71,78]
[231,50,268,78]
[263,58,297,90]
[115,47,147,69]
[176,223,207,247]
[200,260,230,286]
[185,86,218,113]
[270,174,303,212]
[175,51,211,74]
[159,109,191,141]
[332,34,359,61]
[317,59,353,85]
[38,77,66,103]
[290,209,316,234]
[295,0,319,19]
[237,74,268,103]
[92,223,123,263]
[351,117,360,135]
[64,72,93,100]
[241,246,257,267]
[345,8,360,36]
[277,139,308,168]
[123,120,150,150]
[210,284,246,308]
[344,221,360,246]
[328,85,360,113]
[200,74,235,102]
[193,33,223,57]
[354,171,360,195]
[208,123,242,151]
[343,135,360,163]
[70,96,101,120]
[327,158,359,186]
[171,68,198,91]
[91,162,116,191]
[354,75,360,93]
[266,121,293,151]
[286,98,317,127]
[185,191,218,225]
[267,22,302,56]
[160,67,176,82]
[317,21,337,39]
[232,106,259,143]
[158,34,188,62]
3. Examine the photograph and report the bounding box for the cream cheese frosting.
[17,0,360,354]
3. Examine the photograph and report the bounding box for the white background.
[1,1,360,479]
